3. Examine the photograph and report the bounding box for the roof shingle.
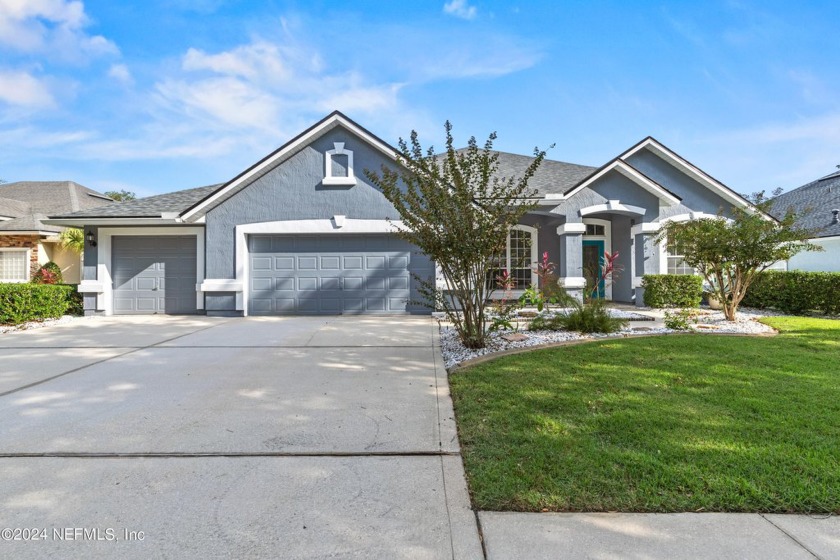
[771,172,840,239]
[52,184,223,218]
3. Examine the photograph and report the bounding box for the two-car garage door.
[248,234,433,315]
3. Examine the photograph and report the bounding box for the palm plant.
[58,227,85,254]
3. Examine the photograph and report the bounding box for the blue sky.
[1,0,838,197]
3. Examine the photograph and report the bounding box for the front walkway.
[479,512,839,559]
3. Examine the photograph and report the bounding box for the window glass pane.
[508,229,533,289]
[0,251,27,281]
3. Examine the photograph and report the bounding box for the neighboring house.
[0,181,113,284]
[770,170,840,272]
[48,111,762,316]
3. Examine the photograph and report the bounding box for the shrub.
[531,300,628,334]
[664,308,699,330]
[0,283,73,325]
[31,261,63,284]
[743,271,840,315]
[642,275,703,308]
[66,285,84,316]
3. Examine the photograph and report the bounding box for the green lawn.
[449,316,840,513]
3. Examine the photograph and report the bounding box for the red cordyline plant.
[588,250,622,301]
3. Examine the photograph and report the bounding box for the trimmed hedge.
[642,274,703,308]
[743,271,840,315]
[0,283,73,325]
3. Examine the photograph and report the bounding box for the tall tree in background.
[105,189,136,201]
[366,122,547,349]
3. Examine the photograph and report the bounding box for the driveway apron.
[0,316,481,559]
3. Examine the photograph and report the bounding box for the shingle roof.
[0,213,63,233]
[455,149,596,196]
[0,181,113,214]
[52,184,223,218]
[0,197,32,218]
[0,181,112,234]
[770,171,840,239]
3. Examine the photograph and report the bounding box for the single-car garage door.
[248,234,433,315]
[112,236,198,314]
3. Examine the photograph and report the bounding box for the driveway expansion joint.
[0,451,462,458]
[0,320,230,398]
[760,513,823,560]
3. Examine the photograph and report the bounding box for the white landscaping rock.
[441,308,778,370]
[0,315,75,334]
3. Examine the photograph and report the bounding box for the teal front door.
[582,239,605,299]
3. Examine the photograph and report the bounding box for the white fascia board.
[621,138,757,213]
[42,218,187,227]
[181,114,399,222]
[0,230,57,236]
[564,160,680,206]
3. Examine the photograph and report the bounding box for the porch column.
[631,223,662,307]
[557,223,586,301]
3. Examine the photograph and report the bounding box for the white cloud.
[108,63,133,85]
[155,37,405,135]
[443,0,477,20]
[0,0,118,60]
[0,69,55,107]
[699,112,840,192]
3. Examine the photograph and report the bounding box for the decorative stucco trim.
[556,223,587,235]
[564,160,681,206]
[96,226,205,316]
[558,276,587,288]
[630,222,662,236]
[323,142,357,186]
[661,212,727,224]
[199,279,243,292]
[77,280,105,293]
[181,112,400,221]
[579,200,646,217]
[233,219,405,316]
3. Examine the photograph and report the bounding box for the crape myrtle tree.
[654,192,820,321]
[365,122,548,349]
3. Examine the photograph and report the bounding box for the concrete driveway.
[0,316,481,559]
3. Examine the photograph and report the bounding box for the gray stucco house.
[48,111,759,316]
[771,169,840,272]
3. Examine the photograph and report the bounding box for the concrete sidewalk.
[479,512,840,560]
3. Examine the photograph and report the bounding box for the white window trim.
[92,227,205,316]
[656,213,731,275]
[499,224,537,290]
[0,248,31,283]
[323,142,357,186]
[582,218,612,300]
